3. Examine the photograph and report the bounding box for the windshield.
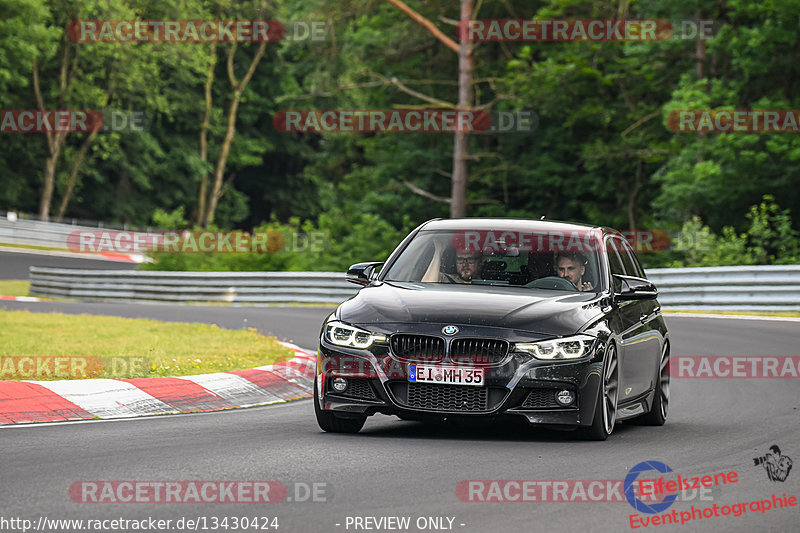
[383,229,603,292]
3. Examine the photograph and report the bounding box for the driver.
[556,252,593,291]
[420,236,485,284]
[442,251,485,284]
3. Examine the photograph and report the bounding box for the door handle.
[640,314,649,323]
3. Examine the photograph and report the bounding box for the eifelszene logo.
[753,445,793,482]
[625,461,678,514]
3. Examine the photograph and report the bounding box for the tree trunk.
[203,93,241,227]
[696,11,706,165]
[201,41,267,227]
[627,159,643,233]
[39,135,66,220]
[695,12,706,80]
[450,0,473,219]
[197,42,217,226]
[56,128,98,220]
[34,34,73,221]
[385,0,468,218]
[33,52,70,221]
[57,82,113,220]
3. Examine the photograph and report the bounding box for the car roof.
[419,218,604,233]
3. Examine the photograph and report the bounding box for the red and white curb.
[0,245,146,263]
[93,252,145,263]
[0,296,43,302]
[0,342,315,425]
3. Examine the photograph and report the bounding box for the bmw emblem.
[442,325,459,336]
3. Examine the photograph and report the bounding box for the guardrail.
[0,216,151,250]
[26,265,800,309]
[29,268,359,304]
[647,265,800,311]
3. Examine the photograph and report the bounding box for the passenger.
[556,251,593,291]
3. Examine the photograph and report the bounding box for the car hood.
[337,281,605,336]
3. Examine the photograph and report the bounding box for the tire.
[313,378,367,433]
[636,343,670,426]
[581,343,619,441]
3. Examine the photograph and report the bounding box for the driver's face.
[557,257,585,285]
[456,254,482,281]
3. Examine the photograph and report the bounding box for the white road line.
[665,312,800,323]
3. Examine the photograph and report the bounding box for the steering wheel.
[525,276,579,291]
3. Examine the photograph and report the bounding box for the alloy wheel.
[659,345,670,419]
[602,345,619,434]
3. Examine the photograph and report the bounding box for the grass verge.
[663,309,800,318]
[0,242,66,252]
[0,310,295,380]
[0,280,31,297]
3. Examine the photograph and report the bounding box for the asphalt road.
[0,249,135,280]
[2,301,799,533]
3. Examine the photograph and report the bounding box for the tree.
[197,0,271,227]
[201,38,268,227]
[385,0,472,218]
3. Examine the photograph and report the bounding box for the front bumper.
[316,333,606,427]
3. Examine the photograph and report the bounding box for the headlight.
[515,335,595,360]
[324,320,386,349]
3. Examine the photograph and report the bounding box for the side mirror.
[613,274,658,300]
[346,262,384,286]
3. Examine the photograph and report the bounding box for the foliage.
[668,196,800,266]
[1,0,799,270]
[141,210,413,272]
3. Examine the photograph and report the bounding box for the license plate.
[408,364,484,386]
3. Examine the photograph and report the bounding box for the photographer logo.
[753,445,793,482]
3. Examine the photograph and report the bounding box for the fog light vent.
[556,389,575,406]
[331,377,348,392]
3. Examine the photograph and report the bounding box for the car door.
[616,238,662,398]
[606,237,649,401]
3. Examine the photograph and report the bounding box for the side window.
[618,239,645,278]
[605,238,625,293]
[605,238,625,276]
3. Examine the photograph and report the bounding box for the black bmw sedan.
[314,218,670,440]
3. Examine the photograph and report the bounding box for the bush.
[668,196,800,267]
[139,210,414,272]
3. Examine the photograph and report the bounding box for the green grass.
[663,309,800,318]
[0,280,31,297]
[0,242,66,252]
[0,310,296,380]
